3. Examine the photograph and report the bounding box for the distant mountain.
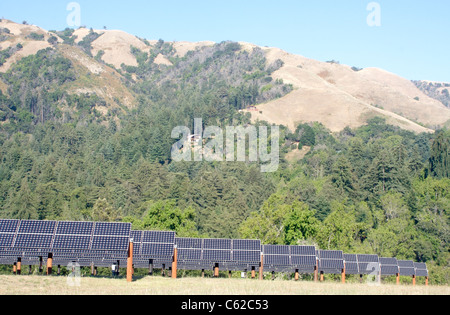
[1,19,449,133]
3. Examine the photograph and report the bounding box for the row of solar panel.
[0,220,428,277]
[0,219,131,253]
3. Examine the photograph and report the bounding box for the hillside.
[246,46,450,133]
[413,80,450,108]
[2,19,449,133]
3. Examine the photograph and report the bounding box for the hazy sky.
[1,0,449,82]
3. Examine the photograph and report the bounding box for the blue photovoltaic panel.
[233,250,260,262]
[131,231,143,242]
[344,254,357,262]
[319,250,344,260]
[291,255,316,266]
[398,260,414,268]
[53,235,91,250]
[381,265,399,276]
[290,246,316,256]
[93,222,131,236]
[141,243,173,257]
[178,249,202,261]
[265,255,290,266]
[0,220,20,233]
[415,269,428,277]
[91,236,129,251]
[0,234,15,248]
[14,234,53,249]
[263,245,290,255]
[142,231,175,244]
[232,239,261,251]
[18,220,56,234]
[345,262,359,274]
[399,267,416,276]
[380,257,398,265]
[319,259,344,270]
[202,250,231,262]
[414,262,427,270]
[203,239,232,250]
[56,222,94,236]
[358,262,380,275]
[176,238,203,249]
[357,254,379,263]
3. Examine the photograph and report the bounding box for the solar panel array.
[0,219,429,280]
[318,250,345,275]
[0,219,131,266]
[176,238,261,271]
[262,245,317,273]
[132,230,176,268]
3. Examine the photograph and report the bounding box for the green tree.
[316,201,359,251]
[91,198,122,222]
[131,200,198,237]
[428,130,450,178]
[283,201,320,245]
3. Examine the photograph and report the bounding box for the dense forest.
[0,35,448,284]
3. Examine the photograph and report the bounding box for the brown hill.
[244,45,450,133]
[2,20,449,133]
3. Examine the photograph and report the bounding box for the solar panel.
[18,220,57,234]
[380,257,398,265]
[357,254,379,263]
[56,222,94,236]
[344,254,357,262]
[318,250,344,260]
[265,255,290,266]
[176,238,203,249]
[53,235,91,250]
[414,262,428,277]
[232,250,260,262]
[0,219,20,233]
[398,260,415,268]
[415,268,428,277]
[132,231,175,260]
[232,239,261,251]
[319,259,344,270]
[141,243,173,257]
[399,267,416,276]
[203,239,232,250]
[203,250,231,262]
[358,262,380,275]
[91,236,129,251]
[0,234,15,248]
[142,231,175,244]
[414,262,427,270]
[178,248,202,261]
[290,246,316,256]
[263,245,290,255]
[14,234,53,249]
[345,262,360,274]
[380,265,399,276]
[93,222,130,236]
[291,255,317,266]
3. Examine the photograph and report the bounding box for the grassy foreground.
[0,275,448,295]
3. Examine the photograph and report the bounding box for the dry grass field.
[0,275,448,295]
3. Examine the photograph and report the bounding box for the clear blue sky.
[1,0,449,82]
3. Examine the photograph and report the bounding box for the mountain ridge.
[1,19,449,133]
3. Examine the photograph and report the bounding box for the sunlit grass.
[0,275,447,295]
